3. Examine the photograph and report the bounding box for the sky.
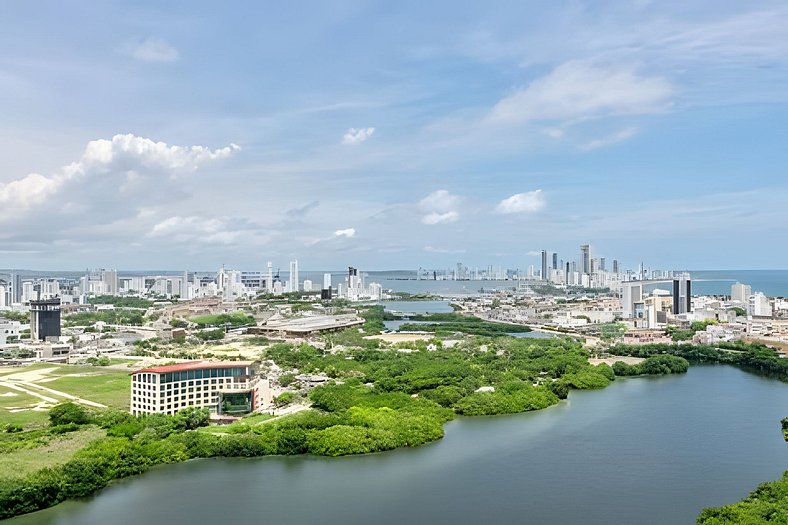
[1,1,787,272]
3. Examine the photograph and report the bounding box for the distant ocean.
[364,270,788,298]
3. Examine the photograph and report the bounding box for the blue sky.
[1,1,787,271]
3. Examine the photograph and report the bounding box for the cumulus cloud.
[334,228,356,238]
[418,189,462,225]
[579,127,639,151]
[124,37,180,63]
[489,61,674,124]
[342,127,375,145]
[495,190,545,214]
[0,134,240,245]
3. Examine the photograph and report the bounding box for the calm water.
[12,366,788,525]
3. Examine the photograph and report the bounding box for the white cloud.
[125,37,180,63]
[334,228,356,238]
[76,134,240,176]
[542,128,564,139]
[418,190,462,225]
[422,211,459,225]
[424,246,467,254]
[341,127,376,145]
[148,216,240,244]
[580,127,639,151]
[0,134,240,245]
[489,61,674,124]
[495,190,545,214]
[526,250,541,257]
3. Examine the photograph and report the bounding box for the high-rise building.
[565,262,570,285]
[288,259,299,293]
[747,292,772,317]
[731,283,752,304]
[599,258,606,272]
[672,276,691,315]
[580,245,591,275]
[541,250,548,281]
[266,262,274,293]
[552,253,558,271]
[303,279,313,292]
[102,269,118,295]
[9,273,22,304]
[612,260,619,274]
[30,298,61,341]
[323,273,332,290]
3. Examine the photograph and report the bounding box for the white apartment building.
[130,361,272,416]
[748,292,773,318]
[731,283,752,304]
[0,319,21,346]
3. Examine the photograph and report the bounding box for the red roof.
[132,360,255,375]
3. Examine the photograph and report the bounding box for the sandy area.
[589,356,644,366]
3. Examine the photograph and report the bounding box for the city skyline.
[1,2,788,270]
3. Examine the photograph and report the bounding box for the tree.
[599,323,627,342]
[49,402,91,426]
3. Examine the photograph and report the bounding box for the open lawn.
[0,427,105,480]
[0,364,131,428]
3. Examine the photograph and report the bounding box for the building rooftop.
[133,360,255,375]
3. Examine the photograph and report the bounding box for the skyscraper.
[552,252,558,271]
[612,259,619,274]
[266,261,273,292]
[541,250,548,281]
[580,245,591,274]
[288,259,299,293]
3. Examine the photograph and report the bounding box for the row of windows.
[133,379,234,397]
[158,368,247,383]
[133,392,218,405]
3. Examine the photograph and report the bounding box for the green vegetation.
[88,296,153,309]
[191,312,256,328]
[697,471,788,524]
[612,355,690,376]
[397,312,532,336]
[597,322,627,342]
[195,329,225,341]
[609,341,788,382]
[85,356,111,366]
[64,309,144,327]
[666,320,719,341]
[0,311,29,323]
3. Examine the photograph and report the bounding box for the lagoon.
[10,365,788,525]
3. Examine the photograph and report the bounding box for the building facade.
[130,361,270,416]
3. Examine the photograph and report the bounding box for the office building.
[288,259,299,293]
[580,245,591,275]
[30,298,61,341]
[672,276,691,315]
[130,361,270,416]
[541,250,548,281]
[552,253,558,271]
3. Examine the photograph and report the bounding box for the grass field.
[0,364,131,428]
[0,427,105,479]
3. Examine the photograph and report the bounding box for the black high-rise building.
[30,298,61,341]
